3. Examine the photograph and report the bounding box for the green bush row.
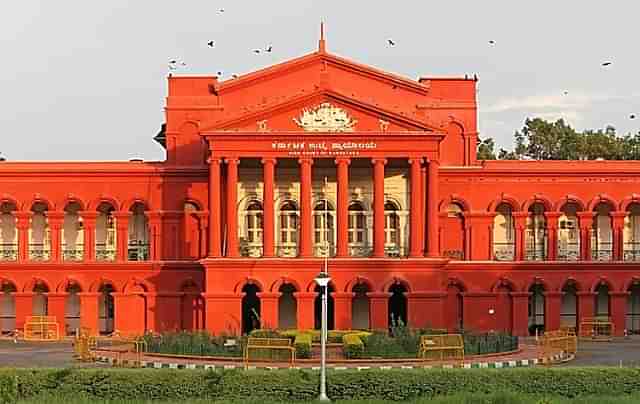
[2,368,640,402]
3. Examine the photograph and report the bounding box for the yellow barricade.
[24,315,59,341]
[579,316,613,341]
[244,337,296,367]
[539,329,578,359]
[418,334,464,364]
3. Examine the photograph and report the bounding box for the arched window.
[592,203,613,261]
[128,203,149,261]
[624,203,640,261]
[29,202,50,261]
[558,203,580,261]
[243,201,263,257]
[313,200,335,257]
[62,202,84,262]
[493,203,514,260]
[384,201,401,257]
[96,202,116,261]
[277,201,298,257]
[525,203,547,261]
[0,202,17,261]
[348,201,367,257]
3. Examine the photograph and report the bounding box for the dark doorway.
[242,284,261,334]
[278,283,297,329]
[99,284,115,335]
[389,283,408,327]
[314,284,335,330]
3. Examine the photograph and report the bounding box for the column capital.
[332,292,355,299]
[256,292,281,299]
[14,211,32,221]
[224,157,240,165]
[609,291,630,297]
[293,291,317,299]
[543,291,564,298]
[577,211,595,220]
[576,291,596,297]
[509,291,531,298]
[45,211,66,226]
[207,156,222,165]
[298,157,314,165]
[112,211,132,219]
[334,157,351,165]
[371,158,387,166]
[77,292,101,298]
[261,157,277,165]
[45,292,68,298]
[544,212,562,220]
[408,157,424,165]
[366,292,392,299]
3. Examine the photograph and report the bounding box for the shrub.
[293,333,312,359]
[342,333,364,359]
[142,331,244,358]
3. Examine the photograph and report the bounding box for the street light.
[314,271,331,402]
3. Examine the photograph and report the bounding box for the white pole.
[319,176,330,402]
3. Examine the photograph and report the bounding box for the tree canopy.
[477,118,640,160]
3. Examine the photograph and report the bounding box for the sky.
[1,1,639,161]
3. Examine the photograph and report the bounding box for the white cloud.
[483,93,624,114]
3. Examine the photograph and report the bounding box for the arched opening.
[183,202,201,259]
[181,281,203,331]
[627,281,640,333]
[493,203,514,261]
[384,201,402,257]
[128,202,149,261]
[623,203,640,261]
[592,202,613,261]
[0,202,17,261]
[96,202,117,261]
[278,283,297,329]
[64,283,81,335]
[495,282,514,333]
[442,202,465,260]
[0,281,16,333]
[594,282,610,318]
[98,283,115,335]
[32,281,49,315]
[446,283,464,332]
[388,282,408,328]
[313,200,335,257]
[314,283,335,330]
[351,282,370,330]
[29,202,50,261]
[347,201,367,257]
[242,200,263,258]
[525,203,547,261]
[558,203,580,261]
[528,283,545,335]
[62,202,84,262]
[277,201,298,257]
[561,281,579,330]
[241,283,261,335]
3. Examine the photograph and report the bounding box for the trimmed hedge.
[2,368,640,402]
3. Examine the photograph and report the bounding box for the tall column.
[78,292,100,336]
[409,157,423,257]
[113,211,131,262]
[336,158,350,258]
[15,212,31,262]
[544,212,561,261]
[426,160,440,257]
[577,291,595,334]
[225,158,239,257]
[407,292,446,329]
[80,211,98,262]
[13,292,34,330]
[510,292,531,336]
[262,158,277,258]
[368,292,391,330]
[372,158,387,258]
[202,292,243,334]
[421,165,427,254]
[610,291,628,336]
[147,211,162,261]
[577,212,594,261]
[299,158,313,258]
[257,292,280,329]
[544,291,563,331]
[294,291,316,330]
[208,157,222,257]
[46,212,65,262]
[513,212,528,261]
[46,293,67,333]
[196,212,209,259]
[612,212,627,261]
[333,292,354,330]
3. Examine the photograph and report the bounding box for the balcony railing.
[591,242,613,261]
[29,243,51,261]
[623,242,640,262]
[557,243,580,261]
[128,241,149,261]
[241,242,263,258]
[493,243,514,261]
[62,246,84,262]
[95,243,116,261]
[313,244,336,258]
[524,246,546,261]
[348,244,372,257]
[443,249,465,260]
[276,244,298,258]
[384,245,406,258]
[0,243,17,261]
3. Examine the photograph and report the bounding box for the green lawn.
[16,393,640,404]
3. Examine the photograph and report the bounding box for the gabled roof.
[201,88,443,133]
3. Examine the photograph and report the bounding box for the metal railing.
[276,244,298,258]
[557,243,580,261]
[623,242,640,262]
[313,245,336,258]
[591,242,613,261]
[443,249,464,260]
[95,243,116,261]
[0,243,17,261]
[348,244,371,257]
[62,246,84,262]
[384,245,406,258]
[128,241,149,261]
[524,246,546,261]
[29,243,51,261]
[493,243,514,261]
[241,243,263,258]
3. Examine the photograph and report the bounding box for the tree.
[477,137,496,160]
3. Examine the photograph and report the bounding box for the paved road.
[562,337,640,367]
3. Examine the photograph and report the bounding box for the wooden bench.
[579,316,613,341]
[244,337,296,367]
[418,334,464,363]
[24,315,59,341]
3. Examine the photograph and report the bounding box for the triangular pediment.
[201,89,443,133]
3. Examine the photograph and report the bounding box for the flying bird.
[631,114,637,119]
[563,91,569,95]
[488,40,495,45]
[207,40,215,47]
[169,59,177,64]
[232,74,239,79]
[387,39,396,46]
[602,61,612,67]
[265,45,272,53]
[253,49,261,54]
[218,8,224,13]
[216,71,222,76]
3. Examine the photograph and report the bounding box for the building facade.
[1,36,640,337]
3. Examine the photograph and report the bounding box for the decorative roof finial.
[319,21,326,53]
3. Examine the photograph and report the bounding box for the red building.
[1,33,639,337]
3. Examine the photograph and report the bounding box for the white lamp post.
[314,271,331,402]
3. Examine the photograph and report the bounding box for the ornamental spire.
[319,21,326,53]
